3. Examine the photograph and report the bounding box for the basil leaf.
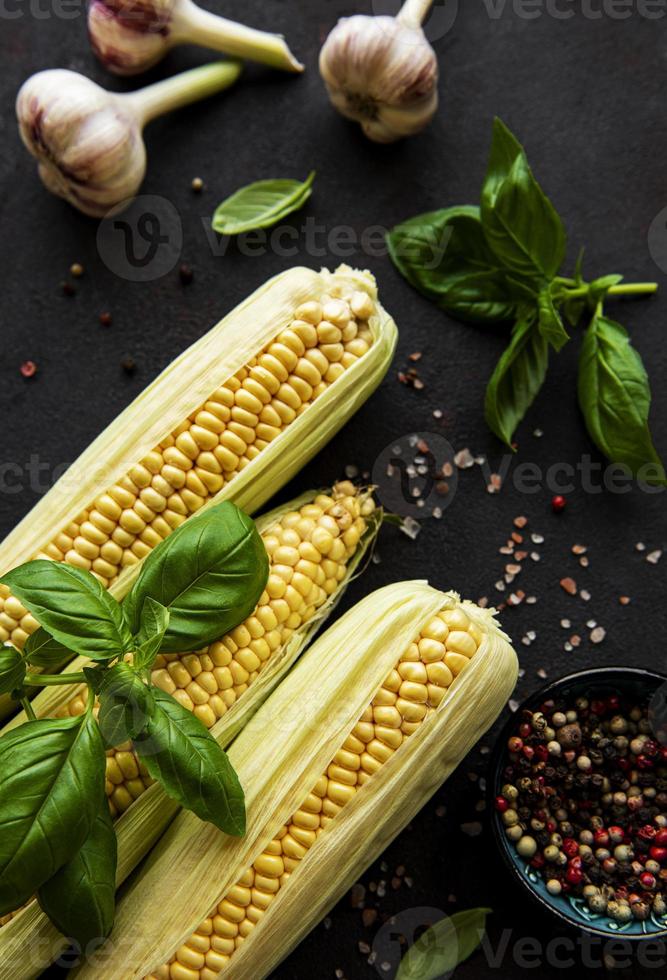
[0,647,25,695]
[212,171,315,235]
[98,663,152,749]
[481,118,566,281]
[0,562,132,661]
[387,206,529,323]
[0,713,105,915]
[24,627,73,670]
[578,314,666,483]
[135,688,245,836]
[397,908,491,980]
[134,598,170,671]
[38,801,117,948]
[123,501,269,655]
[485,312,550,448]
[538,286,569,352]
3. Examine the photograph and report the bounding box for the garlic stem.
[397,0,435,27]
[173,0,303,73]
[123,60,242,128]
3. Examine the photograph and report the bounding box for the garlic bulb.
[16,62,241,218]
[88,0,302,77]
[319,0,439,143]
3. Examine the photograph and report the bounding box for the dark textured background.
[2,0,667,976]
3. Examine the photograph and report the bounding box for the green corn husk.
[0,264,397,719]
[0,488,382,980]
[71,581,518,980]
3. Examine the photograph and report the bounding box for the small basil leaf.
[397,908,491,980]
[588,273,623,308]
[134,598,170,671]
[0,647,25,695]
[481,118,566,281]
[38,800,117,948]
[0,713,105,915]
[387,206,530,323]
[23,627,73,670]
[135,688,245,836]
[578,314,666,483]
[0,562,132,661]
[485,312,550,448]
[537,286,569,352]
[212,171,315,235]
[98,663,152,749]
[123,501,269,655]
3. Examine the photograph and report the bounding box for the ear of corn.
[70,582,517,980]
[0,265,397,718]
[0,485,381,973]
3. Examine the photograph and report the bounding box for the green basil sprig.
[388,118,664,482]
[0,499,267,945]
[397,907,491,980]
[212,171,315,235]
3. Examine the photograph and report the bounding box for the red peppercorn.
[547,820,557,833]
[522,745,535,761]
[606,695,621,712]
[594,829,610,847]
[99,312,112,327]
[640,872,657,890]
[563,839,579,858]
[535,745,549,762]
[590,699,606,717]
[617,757,631,772]
[20,360,37,378]
[566,866,584,885]
[649,847,667,862]
[508,737,523,753]
[495,796,509,813]
[519,722,532,738]
[643,740,659,758]
[661,746,667,762]
[655,830,667,847]
[531,854,545,869]
[608,827,625,844]
[637,754,654,770]
[639,825,657,842]
[551,495,566,513]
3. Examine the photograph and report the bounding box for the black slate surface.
[2,1,667,977]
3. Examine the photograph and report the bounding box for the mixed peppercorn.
[497,693,667,924]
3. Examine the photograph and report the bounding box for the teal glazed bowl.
[491,667,667,940]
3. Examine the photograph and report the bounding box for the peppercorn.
[551,494,566,513]
[495,796,509,813]
[508,737,523,753]
[517,836,538,859]
[557,724,582,750]
[99,311,112,326]
[546,879,562,896]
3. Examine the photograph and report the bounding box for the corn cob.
[0,486,380,966]
[54,483,378,819]
[0,265,397,718]
[71,582,518,980]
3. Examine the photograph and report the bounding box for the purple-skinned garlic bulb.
[88,0,302,77]
[319,0,439,143]
[16,61,241,217]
